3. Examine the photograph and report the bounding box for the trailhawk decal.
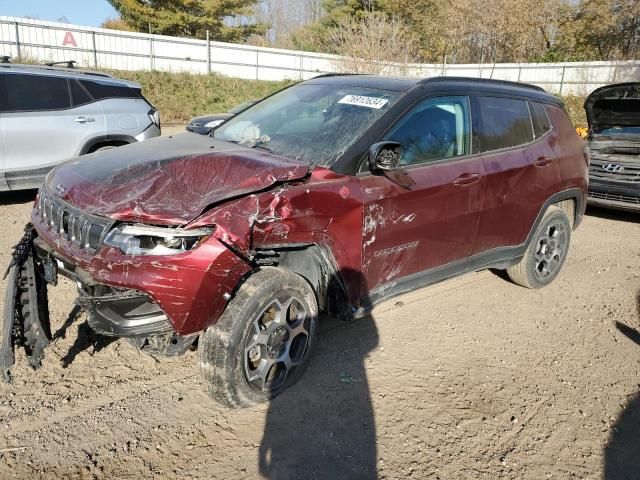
[338,95,389,110]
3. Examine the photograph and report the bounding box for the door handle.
[453,173,481,186]
[534,156,552,167]
[74,116,95,123]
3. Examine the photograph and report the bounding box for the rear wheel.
[506,206,572,289]
[198,268,318,408]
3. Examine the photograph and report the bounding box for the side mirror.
[368,141,403,172]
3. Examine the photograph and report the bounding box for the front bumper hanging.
[1,224,52,382]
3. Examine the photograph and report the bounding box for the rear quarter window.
[70,80,93,106]
[530,102,551,138]
[476,96,534,152]
[80,80,140,100]
[3,73,71,112]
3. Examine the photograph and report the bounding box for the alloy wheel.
[534,222,567,280]
[243,296,311,392]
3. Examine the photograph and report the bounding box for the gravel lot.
[0,181,638,479]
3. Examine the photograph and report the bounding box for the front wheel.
[506,206,572,289]
[198,268,318,408]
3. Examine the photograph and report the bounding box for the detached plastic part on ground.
[1,225,52,382]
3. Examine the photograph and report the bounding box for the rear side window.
[70,80,93,106]
[530,102,551,138]
[476,96,534,152]
[80,80,140,100]
[3,74,71,111]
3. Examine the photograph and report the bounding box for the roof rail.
[45,60,77,69]
[421,76,546,92]
[0,55,11,64]
[2,63,114,78]
[311,73,364,79]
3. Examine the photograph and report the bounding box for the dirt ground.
[0,187,638,480]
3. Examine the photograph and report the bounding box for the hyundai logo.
[602,163,624,173]
[54,183,65,196]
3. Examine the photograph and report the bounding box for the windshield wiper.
[252,143,273,153]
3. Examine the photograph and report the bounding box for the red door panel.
[472,137,559,254]
[359,156,486,291]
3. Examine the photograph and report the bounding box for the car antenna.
[45,60,77,69]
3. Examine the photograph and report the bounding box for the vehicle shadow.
[0,189,38,206]
[585,206,640,224]
[59,319,117,368]
[604,293,640,480]
[259,269,379,480]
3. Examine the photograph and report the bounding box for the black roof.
[306,74,421,92]
[306,74,560,104]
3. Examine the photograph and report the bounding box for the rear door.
[358,95,486,293]
[471,96,560,255]
[1,73,105,190]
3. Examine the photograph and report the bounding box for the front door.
[358,95,486,297]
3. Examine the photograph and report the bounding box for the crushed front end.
[1,187,251,381]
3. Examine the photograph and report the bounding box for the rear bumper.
[135,123,161,141]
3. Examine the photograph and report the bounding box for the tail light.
[148,108,160,127]
[583,145,591,166]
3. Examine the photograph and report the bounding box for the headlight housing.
[104,225,213,256]
[204,119,225,129]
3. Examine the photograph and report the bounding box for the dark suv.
[1,76,588,407]
[585,83,640,211]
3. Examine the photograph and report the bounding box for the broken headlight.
[104,225,213,256]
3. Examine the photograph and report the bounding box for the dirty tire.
[507,205,572,289]
[198,267,318,408]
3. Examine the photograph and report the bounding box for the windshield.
[594,126,640,136]
[214,83,400,166]
[229,99,257,115]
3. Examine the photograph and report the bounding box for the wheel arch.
[79,134,137,155]
[254,243,352,320]
[523,188,584,251]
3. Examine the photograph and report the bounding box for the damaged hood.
[46,133,310,225]
[585,83,640,132]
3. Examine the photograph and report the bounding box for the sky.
[0,0,119,27]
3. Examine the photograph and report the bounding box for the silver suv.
[0,63,160,191]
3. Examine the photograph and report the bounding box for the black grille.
[35,189,113,252]
[589,158,640,183]
[589,191,640,206]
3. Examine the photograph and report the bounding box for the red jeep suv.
[2,75,588,407]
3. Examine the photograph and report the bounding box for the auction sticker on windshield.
[338,95,389,109]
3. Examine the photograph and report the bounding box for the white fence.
[1,16,639,95]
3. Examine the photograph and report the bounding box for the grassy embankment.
[110,70,588,127]
[109,70,292,124]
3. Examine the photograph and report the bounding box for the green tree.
[107,0,266,41]
[554,0,640,61]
